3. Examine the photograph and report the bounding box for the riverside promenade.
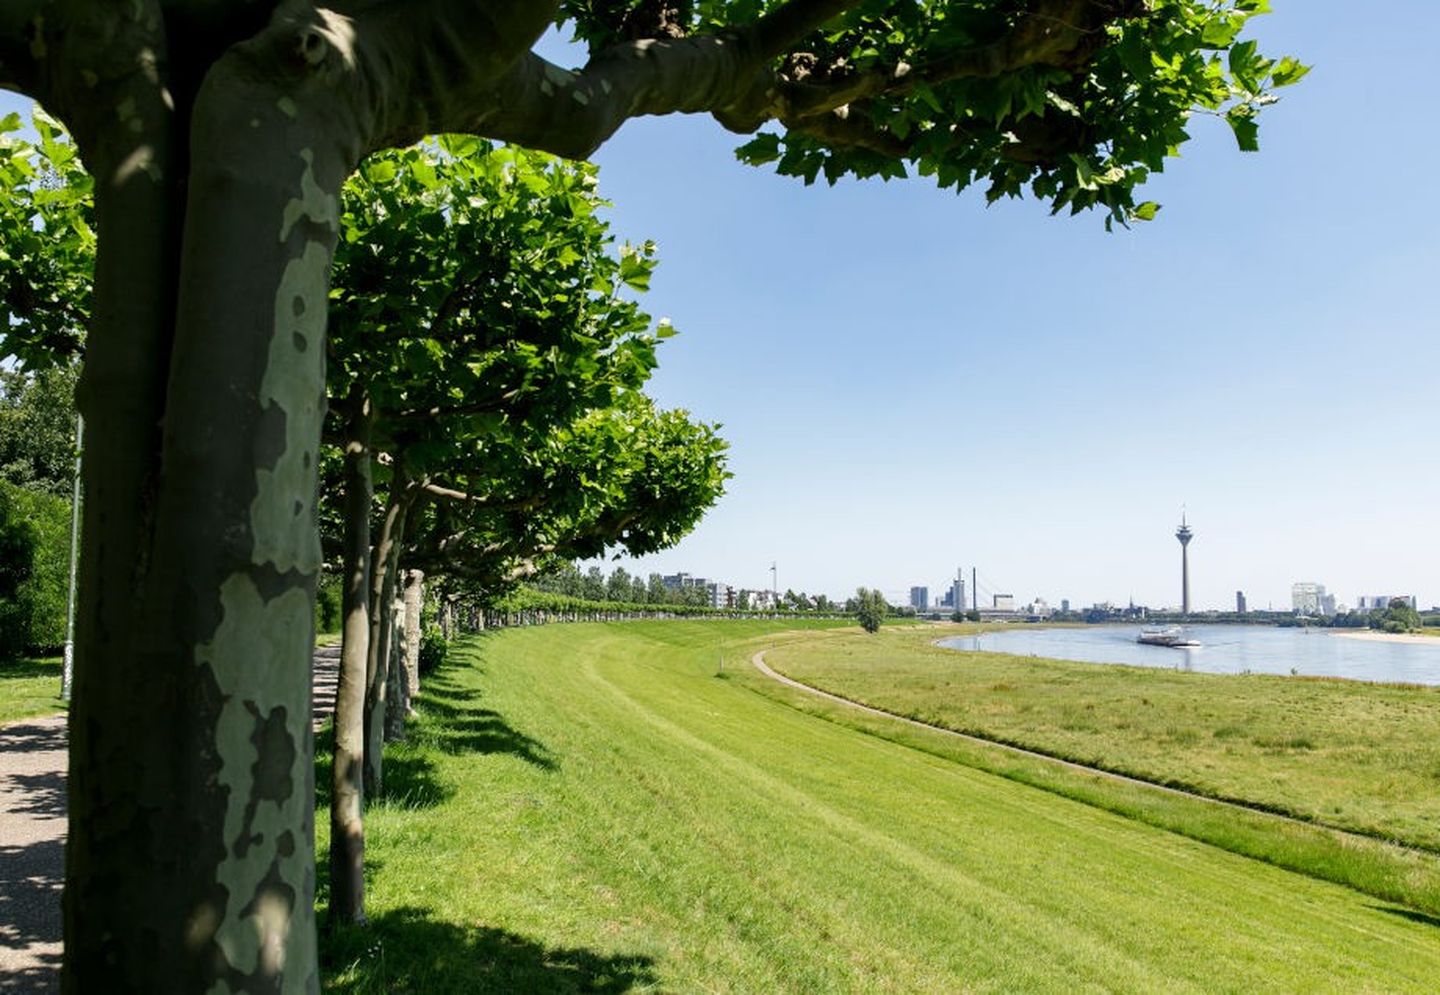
[0,645,341,992]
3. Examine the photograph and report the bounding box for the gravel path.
[0,647,340,991]
[0,716,66,992]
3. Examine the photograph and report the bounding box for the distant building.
[1292,582,1331,616]
[1236,590,1247,614]
[1358,594,1417,611]
[939,588,954,609]
[702,582,732,610]
[951,577,966,614]
[1060,599,1070,613]
[992,594,1015,612]
[662,572,704,592]
[744,589,777,611]
[909,586,929,611]
[1027,598,1052,619]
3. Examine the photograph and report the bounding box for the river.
[936,624,1440,685]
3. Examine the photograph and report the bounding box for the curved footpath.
[0,645,341,992]
[750,649,1419,850]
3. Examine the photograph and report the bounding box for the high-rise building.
[1061,599,1070,613]
[1175,514,1194,614]
[1292,582,1327,615]
[909,586,929,611]
[1236,590,1247,614]
[950,575,966,614]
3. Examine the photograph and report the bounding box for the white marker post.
[60,413,82,701]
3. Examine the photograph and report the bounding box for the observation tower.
[1175,514,1194,615]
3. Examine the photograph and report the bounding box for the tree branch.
[419,480,544,514]
[779,0,1144,123]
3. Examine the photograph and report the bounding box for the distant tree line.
[529,562,847,613]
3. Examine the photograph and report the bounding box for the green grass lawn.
[0,655,65,726]
[762,625,1440,851]
[319,621,1440,992]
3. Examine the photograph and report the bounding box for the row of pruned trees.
[2,118,730,929]
[288,139,732,926]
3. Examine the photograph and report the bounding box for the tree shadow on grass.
[407,656,556,771]
[1368,905,1440,929]
[0,658,61,681]
[313,654,554,816]
[321,906,658,994]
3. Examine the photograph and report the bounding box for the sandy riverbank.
[1331,630,1440,646]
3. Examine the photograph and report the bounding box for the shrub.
[418,626,448,675]
[0,481,69,657]
[314,571,343,634]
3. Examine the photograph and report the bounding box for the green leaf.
[735,133,782,166]
[1271,57,1311,88]
[363,159,398,184]
[1227,108,1260,152]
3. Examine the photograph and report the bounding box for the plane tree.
[318,137,727,925]
[0,1,1302,989]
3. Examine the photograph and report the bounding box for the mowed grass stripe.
[323,621,1440,993]
[575,625,1434,989]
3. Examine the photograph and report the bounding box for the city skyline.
[561,1,1438,610]
[589,510,1431,612]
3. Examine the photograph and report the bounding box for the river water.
[936,624,1440,685]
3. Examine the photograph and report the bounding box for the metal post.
[61,413,83,701]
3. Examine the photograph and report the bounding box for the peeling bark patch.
[253,402,288,473]
[233,703,297,859]
[249,238,327,575]
[278,151,338,243]
[248,563,312,604]
[197,574,311,991]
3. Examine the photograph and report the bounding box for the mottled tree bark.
[403,569,424,706]
[27,3,375,989]
[384,580,406,741]
[363,485,408,795]
[329,390,372,926]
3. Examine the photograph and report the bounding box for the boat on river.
[1136,626,1201,648]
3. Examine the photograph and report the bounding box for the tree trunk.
[364,488,408,796]
[403,570,424,706]
[329,391,372,926]
[384,583,407,741]
[63,26,367,988]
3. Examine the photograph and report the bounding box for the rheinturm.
[1175,514,1194,615]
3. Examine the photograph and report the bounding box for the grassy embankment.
[760,625,1440,851]
[318,620,1440,993]
[0,656,64,726]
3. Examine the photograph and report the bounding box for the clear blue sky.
[5,2,1436,611]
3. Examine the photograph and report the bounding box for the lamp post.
[60,413,82,701]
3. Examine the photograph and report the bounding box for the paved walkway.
[0,647,340,990]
